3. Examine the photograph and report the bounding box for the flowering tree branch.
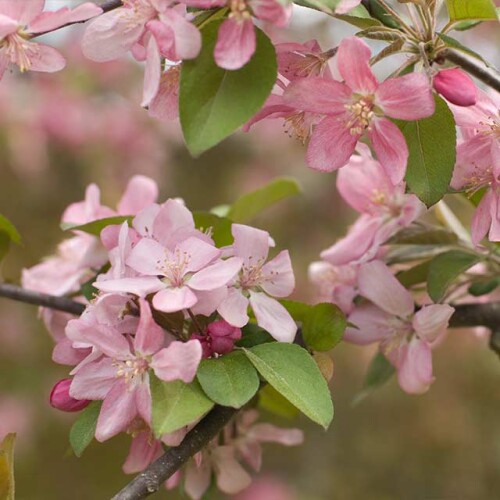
[0,282,499,499]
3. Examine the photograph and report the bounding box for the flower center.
[239,259,265,290]
[158,249,190,287]
[115,357,149,386]
[228,0,251,22]
[345,97,374,136]
[381,317,413,356]
[283,111,312,144]
[464,164,495,195]
[2,30,32,72]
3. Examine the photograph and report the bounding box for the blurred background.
[0,2,500,499]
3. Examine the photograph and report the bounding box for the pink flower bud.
[50,379,90,412]
[191,334,212,359]
[207,320,242,355]
[433,68,477,107]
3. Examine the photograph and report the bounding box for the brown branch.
[0,283,85,315]
[442,49,500,93]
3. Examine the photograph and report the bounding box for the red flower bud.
[50,378,90,412]
[433,68,477,107]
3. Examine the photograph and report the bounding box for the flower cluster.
[25,177,301,496]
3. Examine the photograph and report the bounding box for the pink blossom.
[149,64,180,121]
[195,0,292,70]
[218,224,297,342]
[49,378,90,412]
[82,0,201,106]
[433,68,477,107]
[284,37,435,183]
[70,299,202,441]
[0,0,102,78]
[319,145,425,266]
[449,89,500,245]
[345,261,454,394]
[335,0,362,14]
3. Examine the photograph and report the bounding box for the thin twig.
[441,49,500,93]
[0,283,85,315]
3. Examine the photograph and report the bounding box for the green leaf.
[197,351,260,408]
[398,95,456,207]
[193,211,233,247]
[236,324,274,348]
[0,433,15,500]
[0,215,21,244]
[468,278,500,297]
[427,250,481,302]
[227,177,301,223]
[353,352,395,404]
[302,303,346,352]
[364,0,400,28]
[180,21,277,156]
[258,384,299,418]
[151,376,214,436]
[279,299,313,321]
[396,260,432,288]
[69,401,102,457]
[62,216,132,236]
[243,343,334,428]
[437,33,490,65]
[446,0,498,21]
[389,225,458,245]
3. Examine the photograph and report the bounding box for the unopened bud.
[207,320,242,355]
[50,378,90,412]
[433,68,477,107]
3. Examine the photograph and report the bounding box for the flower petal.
[188,257,242,291]
[214,18,256,70]
[413,304,454,343]
[344,303,394,345]
[134,299,165,355]
[151,340,202,383]
[152,286,198,313]
[218,288,250,328]
[261,250,295,297]
[396,337,434,394]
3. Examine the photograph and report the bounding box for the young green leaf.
[243,343,334,429]
[301,303,346,352]
[396,260,432,288]
[445,0,498,21]
[398,96,456,207]
[236,324,274,348]
[180,21,277,156]
[151,376,214,436]
[0,433,15,500]
[69,401,102,457]
[353,352,395,405]
[61,216,132,235]
[427,250,481,302]
[197,351,260,408]
[0,214,21,263]
[227,177,301,223]
[258,384,299,418]
[468,278,499,297]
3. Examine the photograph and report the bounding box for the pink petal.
[413,304,454,343]
[0,0,43,25]
[306,116,359,172]
[260,250,295,297]
[118,175,158,215]
[213,446,252,494]
[141,35,161,108]
[247,423,303,445]
[335,0,362,13]
[0,14,18,38]
[82,9,145,62]
[188,257,242,291]
[232,224,270,263]
[152,286,198,313]
[178,237,221,273]
[337,37,378,94]
[135,379,152,424]
[376,72,435,120]
[28,3,103,34]
[369,117,408,185]
[218,288,250,328]
[123,433,162,474]
[471,191,493,246]
[127,238,168,275]
[94,276,164,297]
[190,287,228,316]
[284,77,351,115]
[95,380,138,441]
[75,324,131,359]
[358,260,414,317]
[249,291,297,342]
[28,43,66,73]
[344,303,394,345]
[153,199,198,248]
[156,9,201,60]
[151,340,202,383]
[249,0,292,27]
[70,357,117,401]
[133,203,160,237]
[134,299,165,355]
[396,337,434,394]
[185,457,211,500]
[214,18,256,70]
